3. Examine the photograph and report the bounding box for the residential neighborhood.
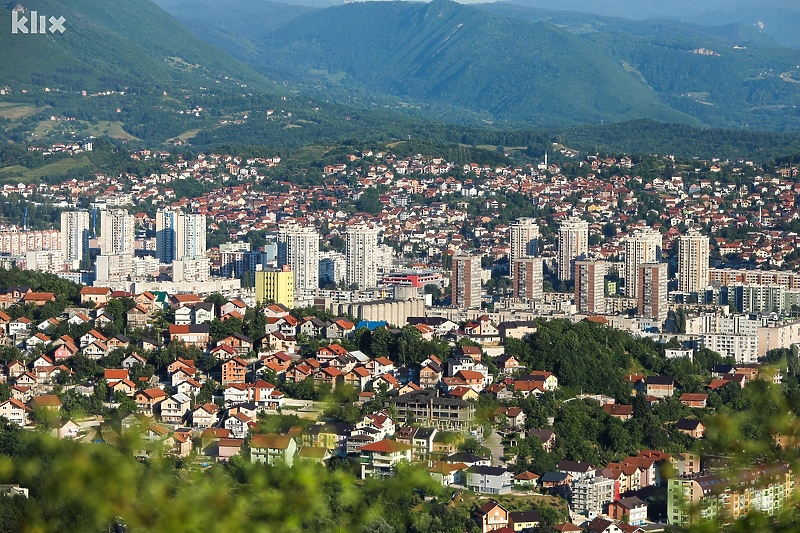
[0,143,798,530]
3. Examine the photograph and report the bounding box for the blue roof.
[356,320,388,331]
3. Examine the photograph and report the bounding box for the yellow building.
[255,268,294,308]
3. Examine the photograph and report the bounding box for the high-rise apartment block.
[638,263,668,322]
[60,211,90,270]
[512,257,543,300]
[625,229,662,298]
[575,260,606,314]
[0,229,60,256]
[452,255,482,309]
[509,218,539,277]
[278,224,319,294]
[558,217,588,281]
[99,209,135,256]
[155,209,207,263]
[346,224,380,289]
[678,229,709,293]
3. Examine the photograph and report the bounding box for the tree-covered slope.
[244,0,698,127]
[150,0,316,67]
[0,0,279,92]
[476,2,800,131]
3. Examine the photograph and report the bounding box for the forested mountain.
[475,3,800,131]
[148,0,316,66]
[158,0,800,131]
[505,0,800,49]
[0,0,278,91]
[5,0,800,157]
[214,0,696,127]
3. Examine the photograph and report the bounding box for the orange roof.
[30,394,61,407]
[104,369,129,381]
[456,369,484,380]
[23,292,56,301]
[680,393,708,401]
[173,294,201,303]
[80,287,111,295]
[707,379,728,389]
[86,329,108,341]
[360,439,412,453]
[137,388,168,399]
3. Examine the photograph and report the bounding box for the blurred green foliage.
[0,422,482,533]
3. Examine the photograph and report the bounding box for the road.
[484,430,505,467]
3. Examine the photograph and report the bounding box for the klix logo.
[11,10,66,34]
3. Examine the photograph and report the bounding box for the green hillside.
[0,0,300,143]
[0,0,279,91]
[477,3,800,130]
[243,0,697,127]
[161,0,800,131]
[150,0,316,66]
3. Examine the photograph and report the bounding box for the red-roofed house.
[359,439,412,479]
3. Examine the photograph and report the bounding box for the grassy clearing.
[0,102,40,120]
[83,121,139,141]
[0,155,92,182]
[171,129,201,143]
[455,491,569,522]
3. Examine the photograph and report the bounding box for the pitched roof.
[475,500,507,516]
[250,434,293,450]
[359,439,412,453]
[603,404,634,416]
[675,418,704,430]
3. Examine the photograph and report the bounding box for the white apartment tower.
[278,224,319,294]
[509,218,539,277]
[346,224,380,289]
[60,211,90,270]
[678,229,710,293]
[156,209,207,263]
[99,209,135,256]
[178,213,207,260]
[624,228,662,298]
[558,217,589,281]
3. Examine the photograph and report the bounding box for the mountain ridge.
[252,0,698,127]
[157,0,800,130]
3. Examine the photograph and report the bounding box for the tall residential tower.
[624,228,662,298]
[509,218,539,277]
[678,229,710,293]
[452,254,482,309]
[346,224,380,289]
[558,217,589,281]
[278,224,319,294]
[60,211,90,270]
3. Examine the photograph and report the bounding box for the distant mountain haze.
[156,0,800,130]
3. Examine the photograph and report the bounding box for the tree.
[210,317,243,342]
[370,327,393,358]
[355,188,383,215]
